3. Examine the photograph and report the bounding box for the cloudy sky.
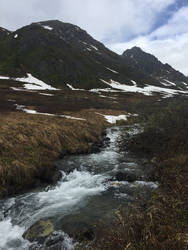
[0,0,188,75]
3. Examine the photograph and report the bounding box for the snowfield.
[1,73,59,91]
[100,79,188,98]
[15,74,58,90]
[15,104,86,121]
[96,112,138,124]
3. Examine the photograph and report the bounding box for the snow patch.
[90,45,98,51]
[39,93,54,96]
[15,104,86,121]
[67,84,85,91]
[100,79,188,98]
[1,73,58,91]
[67,84,117,93]
[0,76,10,80]
[96,113,137,124]
[15,74,58,90]
[82,42,99,51]
[89,88,118,93]
[42,25,53,31]
[106,67,119,74]
[14,34,18,38]
[131,80,137,86]
[163,79,176,86]
[182,82,188,86]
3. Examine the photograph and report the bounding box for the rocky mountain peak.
[122,46,187,84]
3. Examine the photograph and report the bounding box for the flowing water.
[0,126,158,250]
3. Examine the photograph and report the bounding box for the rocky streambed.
[0,125,158,250]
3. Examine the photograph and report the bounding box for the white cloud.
[0,0,175,42]
[57,0,175,41]
[151,6,188,38]
[0,0,187,75]
[108,6,188,75]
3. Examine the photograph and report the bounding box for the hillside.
[122,46,188,89]
[0,20,187,95]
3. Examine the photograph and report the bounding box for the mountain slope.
[0,20,160,89]
[0,27,11,41]
[122,46,188,89]
[0,20,187,94]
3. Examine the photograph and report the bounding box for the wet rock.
[23,219,55,244]
[87,142,102,154]
[115,171,138,182]
[44,231,64,247]
[51,170,62,184]
[55,160,76,173]
[56,215,95,242]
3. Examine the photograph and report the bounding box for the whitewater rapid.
[0,126,158,249]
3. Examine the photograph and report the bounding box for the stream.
[0,125,158,250]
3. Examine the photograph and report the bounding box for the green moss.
[24,219,54,242]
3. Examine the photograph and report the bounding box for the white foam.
[131,181,159,189]
[0,219,30,250]
[36,170,107,218]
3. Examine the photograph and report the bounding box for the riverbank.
[94,99,188,250]
[0,109,130,198]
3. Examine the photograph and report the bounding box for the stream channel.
[0,125,158,250]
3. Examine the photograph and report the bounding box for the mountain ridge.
[0,20,187,93]
[122,46,188,89]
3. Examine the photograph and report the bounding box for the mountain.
[0,20,161,89]
[0,27,11,41]
[0,20,187,93]
[122,46,188,89]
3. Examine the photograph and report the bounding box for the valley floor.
[0,79,187,249]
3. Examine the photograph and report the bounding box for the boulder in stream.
[115,171,138,182]
[23,219,55,244]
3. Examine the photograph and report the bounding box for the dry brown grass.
[93,155,188,250]
[0,109,128,198]
[93,103,188,250]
